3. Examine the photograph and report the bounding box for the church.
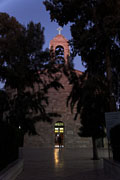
[24,28,92,148]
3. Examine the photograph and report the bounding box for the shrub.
[0,122,19,170]
[110,124,120,162]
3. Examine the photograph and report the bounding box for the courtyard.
[16,147,114,180]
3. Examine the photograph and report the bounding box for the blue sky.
[0,0,85,71]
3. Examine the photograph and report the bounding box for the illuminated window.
[55,128,59,133]
[54,121,64,134]
[60,128,64,133]
[55,122,64,127]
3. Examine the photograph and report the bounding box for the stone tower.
[49,27,70,64]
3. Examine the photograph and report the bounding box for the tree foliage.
[67,70,108,135]
[0,13,62,136]
[44,0,120,158]
[44,0,120,129]
[44,0,120,110]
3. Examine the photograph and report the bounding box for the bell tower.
[49,27,70,64]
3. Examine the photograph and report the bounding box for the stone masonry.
[24,33,92,148]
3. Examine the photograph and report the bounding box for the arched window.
[55,46,65,64]
[54,121,64,133]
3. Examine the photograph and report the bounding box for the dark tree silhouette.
[44,0,120,159]
[44,0,120,111]
[67,70,108,159]
[0,13,63,137]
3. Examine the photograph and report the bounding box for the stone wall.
[24,71,92,148]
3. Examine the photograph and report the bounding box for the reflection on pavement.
[54,148,64,168]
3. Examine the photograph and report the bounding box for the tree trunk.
[92,136,99,160]
[105,46,116,112]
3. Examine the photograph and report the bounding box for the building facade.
[24,31,92,148]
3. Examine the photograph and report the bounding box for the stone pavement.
[16,147,114,180]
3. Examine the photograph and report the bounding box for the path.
[16,147,114,180]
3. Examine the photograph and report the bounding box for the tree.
[67,69,108,159]
[0,13,62,138]
[0,90,9,122]
[44,0,120,111]
[44,0,120,159]
[73,73,109,158]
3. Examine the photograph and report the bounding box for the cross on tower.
[57,27,62,35]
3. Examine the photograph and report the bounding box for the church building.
[24,28,92,148]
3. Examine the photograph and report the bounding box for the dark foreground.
[16,147,114,180]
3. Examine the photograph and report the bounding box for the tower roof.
[50,34,68,46]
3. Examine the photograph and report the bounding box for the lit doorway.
[54,121,64,147]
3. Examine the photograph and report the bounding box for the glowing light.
[54,148,59,166]
[54,148,64,168]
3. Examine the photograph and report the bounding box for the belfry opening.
[55,45,65,64]
[54,121,64,147]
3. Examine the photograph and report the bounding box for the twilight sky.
[0,0,85,71]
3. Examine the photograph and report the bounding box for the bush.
[0,122,19,171]
[110,124,120,162]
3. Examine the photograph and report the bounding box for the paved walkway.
[16,147,114,180]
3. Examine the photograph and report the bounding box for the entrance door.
[54,121,64,147]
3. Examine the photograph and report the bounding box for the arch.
[54,121,64,147]
[49,34,70,64]
[55,45,65,64]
